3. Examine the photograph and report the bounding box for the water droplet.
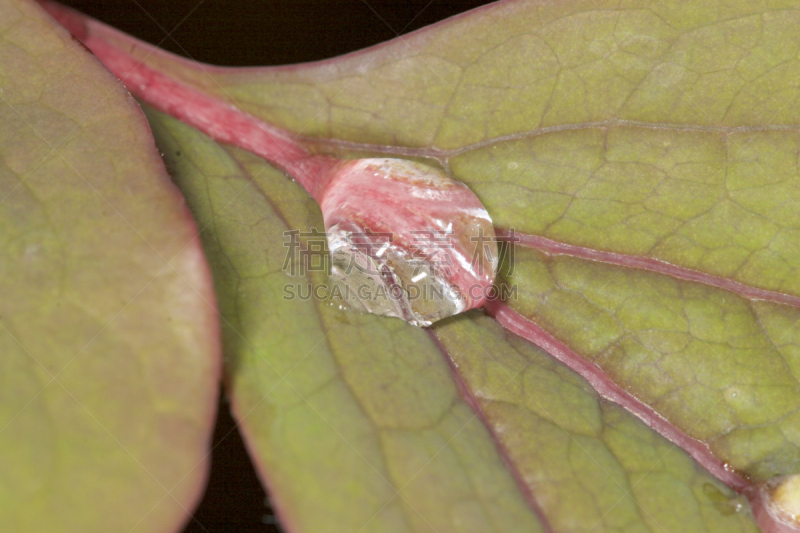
[321,158,497,326]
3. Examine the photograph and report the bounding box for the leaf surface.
[434,313,758,533]
[502,246,800,481]
[43,0,800,532]
[144,111,542,533]
[0,1,219,532]
[145,104,763,533]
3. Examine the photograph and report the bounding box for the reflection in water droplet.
[320,158,497,327]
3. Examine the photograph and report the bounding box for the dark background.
[57,0,494,66]
[54,1,495,532]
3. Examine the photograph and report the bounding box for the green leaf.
[145,108,764,532]
[144,112,542,533]
[0,1,219,532]
[37,0,800,531]
[502,246,800,482]
[434,313,758,533]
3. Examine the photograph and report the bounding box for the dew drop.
[320,158,497,327]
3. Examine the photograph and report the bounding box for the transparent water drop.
[320,158,497,327]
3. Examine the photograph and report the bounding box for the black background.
[56,1,494,66]
[53,1,495,532]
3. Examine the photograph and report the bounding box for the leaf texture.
[41,0,800,531]
[145,111,542,533]
[0,1,219,532]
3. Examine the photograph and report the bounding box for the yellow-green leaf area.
[433,314,758,533]
[101,1,800,299]
[450,126,800,297]
[144,107,543,533]
[62,0,800,530]
[101,1,800,149]
[0,1,218,532]
[504,247,800,481]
